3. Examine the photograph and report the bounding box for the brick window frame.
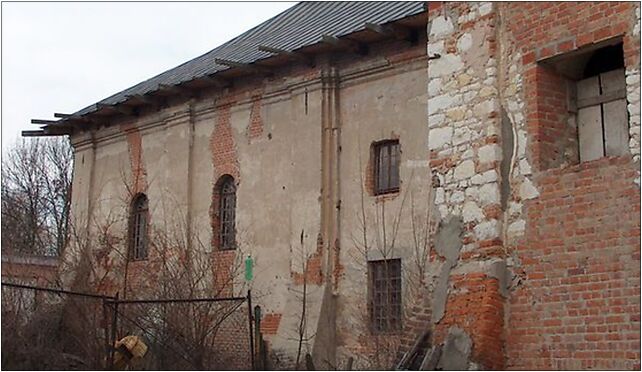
[368,258,402,333]
[128,193,149,261]
[212,175,237,251]
[373,140,400,195]
[529,38,628,170]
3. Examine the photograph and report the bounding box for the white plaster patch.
[519,178,539,200]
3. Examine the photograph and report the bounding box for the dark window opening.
[219,176,237,250]
[374,140,400,195]
[368,259,402,333]
[129,193,149,260]
[583,43,624,79]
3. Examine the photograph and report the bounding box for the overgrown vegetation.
[1,137,73,256]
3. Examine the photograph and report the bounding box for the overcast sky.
[1,1,294,151]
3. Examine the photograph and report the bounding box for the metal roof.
[71,1,425,117]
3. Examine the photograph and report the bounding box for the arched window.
[129,193,149,260]
[218,176,236,250]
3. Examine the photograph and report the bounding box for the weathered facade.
[27,1,641,370]
[41,3,431,369]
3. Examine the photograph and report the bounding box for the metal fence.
[1,282,255,370]
[1,282,111,370]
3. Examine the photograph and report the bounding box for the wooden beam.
[364,22,410,41]
[31,119,59,125]
[157,83,198,98]
[214,58,273,76]
[53,113,72,118]
[96,103,133,116]
[22,130,48,137]
[124,94,157,106]
[23,126,71,137]
[258,45,314,66]
[321,34,367,55]
[199,74,231,88]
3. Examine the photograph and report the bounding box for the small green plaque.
[245,255,253,281]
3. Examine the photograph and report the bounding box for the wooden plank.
[576,76,600,101]
[577,89,626,109]
[600,68,626,95]
[419,345,442,370]
[258,45,314,66]
[30,119,59,125]
[603,98,629,156]
[578,105,604,162]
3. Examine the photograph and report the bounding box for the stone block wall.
[426,1,640,370]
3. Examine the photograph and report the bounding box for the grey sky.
[1,1,294,151]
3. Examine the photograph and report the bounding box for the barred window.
[219,176,237,250]
[368,259,402,333]
[374,140,400,195]
[129,193,148,260]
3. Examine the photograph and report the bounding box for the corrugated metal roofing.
[72,1,425,117]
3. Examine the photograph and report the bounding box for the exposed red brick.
[261,313,282,335]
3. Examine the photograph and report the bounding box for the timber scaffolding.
[24,2,427,138]
[1,282,257,370]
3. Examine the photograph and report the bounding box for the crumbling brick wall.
[426,1,640,370]
[498,2,641,369]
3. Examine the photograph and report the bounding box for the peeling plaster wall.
[335,53,429,368]
[65,36,429,368]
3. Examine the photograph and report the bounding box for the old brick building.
[28,1,640,370]
[421,1,640,370]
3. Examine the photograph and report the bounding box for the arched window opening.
[129,193,149,260]
[219,176,237,250]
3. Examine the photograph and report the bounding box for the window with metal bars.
[129,193,148,260]
[368,258,402,333]
[374,140,400,195]
[219,176,237,250]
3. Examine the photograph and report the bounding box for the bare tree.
[342,143,435,370]
[1,137,73,256]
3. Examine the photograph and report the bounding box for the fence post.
[102,297,110,370]
[108,292,119,370]
[247,290,255,370]
[254,305,263,369]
